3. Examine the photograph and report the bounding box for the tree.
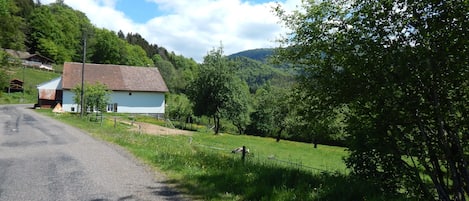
[117,30,125,39]
[0,50,11,93]
[286,86,347,147]
[27,3,91,63]
[276,0,469,200]
[0,0,26,50]
[168,54,199,93]
[222,77,251,134]
[165,93,193,128]
[247,83,289,140]
[72,82,110,114]
[13,0,35,19]
[188,46,250,134]
[153,55,177,92]
[90,28,153,66]
[90,28,122,64]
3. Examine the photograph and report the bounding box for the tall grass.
[36,110,412,201]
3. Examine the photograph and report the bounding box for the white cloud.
[42,0,302,62]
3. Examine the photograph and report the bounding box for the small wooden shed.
[36,77,63,108]
[7,79,24,93]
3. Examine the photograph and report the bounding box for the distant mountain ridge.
[227,48,295,93]
[228,48,274,62]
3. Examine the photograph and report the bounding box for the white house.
[37,62,168,116]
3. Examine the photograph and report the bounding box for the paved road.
[0,105,187,201]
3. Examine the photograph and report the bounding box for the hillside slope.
[1,67,60,104]
[228,48,274,62]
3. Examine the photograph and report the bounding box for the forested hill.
[229,55,294,93]
[228,48,274,62]
[229,48,297,76]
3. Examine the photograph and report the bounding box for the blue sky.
[115,1,160,23]
[42,0,301,62]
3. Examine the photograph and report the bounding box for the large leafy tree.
[91,28,153,66]
[153,55,177,91]
[247,84,289,140]
[0,0,26,50]
[124,44,154,66]
[222,77,251,134]
[28,3,90,63]
[90,28,123,64]
[276,0,469,200]
[188,46,250,134]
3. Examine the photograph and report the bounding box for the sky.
[41,0,302,62]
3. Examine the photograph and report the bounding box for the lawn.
[189,133,348,173]
[35,110,409,201]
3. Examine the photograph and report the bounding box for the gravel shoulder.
[130,122,193,136]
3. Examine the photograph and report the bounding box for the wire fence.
[186,137,346,174]
[99,115,347,174]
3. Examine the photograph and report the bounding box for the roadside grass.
[36,110,410,201]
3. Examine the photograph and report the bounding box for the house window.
[107,103,118,112]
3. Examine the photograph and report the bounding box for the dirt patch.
[130,122,193,136]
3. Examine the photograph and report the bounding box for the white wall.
[62,90,78,112]
[62,90,165,114]
[109,91,165,113]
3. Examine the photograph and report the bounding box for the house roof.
[3,49,55,63]
[62,62,169,92]
[28,54,55,63]
[3,49,30,59]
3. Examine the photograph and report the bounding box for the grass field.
[0,66,61,104]
[34,110,410,201]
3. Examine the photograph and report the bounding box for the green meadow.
[0,66,61,104]
[35,110,409,201]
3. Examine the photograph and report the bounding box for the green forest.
[1,0,469,200]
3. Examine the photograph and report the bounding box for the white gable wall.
[62,90,165,114]
[109,91,165,113]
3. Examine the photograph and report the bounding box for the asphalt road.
[0,105,187,201]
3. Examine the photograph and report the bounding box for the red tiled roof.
[62,62,168,92]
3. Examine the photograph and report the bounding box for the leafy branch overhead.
[276,0,469,200]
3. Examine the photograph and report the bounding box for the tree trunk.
[214,115,220,134]
[275,127,284,142]
[416,115,450,201]
[430,82,469,200]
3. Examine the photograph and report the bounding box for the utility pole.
[80,35,86,118]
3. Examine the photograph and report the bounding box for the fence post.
[114,117,117,128]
